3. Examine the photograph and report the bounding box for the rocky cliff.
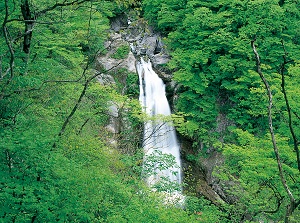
[96,11,231,206]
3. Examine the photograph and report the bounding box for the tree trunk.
[280,40,300,172]
[251,38,297,223]
[21,0,34,54]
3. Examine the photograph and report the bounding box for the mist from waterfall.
[136,58,182,196]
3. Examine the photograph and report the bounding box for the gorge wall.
[96,11,230,205]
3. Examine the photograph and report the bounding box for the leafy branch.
[56,60,123,139]
[279,40,300,172]
[251,37,299,223]
[36,0,92,16]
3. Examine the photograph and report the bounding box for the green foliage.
[144,0,300,141]
[0,0,200,222]
[215,129,300,221]
[142,0,300,221]
[2,0,300,221]
[185,196,228,222]
[142,0,186,31]
[143,150,181,192]
[111,44,130,59]
[125,71,140,96]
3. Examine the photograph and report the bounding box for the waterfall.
[137,58,182,195]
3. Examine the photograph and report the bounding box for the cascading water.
[137,58,182,196]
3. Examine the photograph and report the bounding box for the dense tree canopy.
[1,0,300,222]
[0,0,202,222]
[143,0,300,221]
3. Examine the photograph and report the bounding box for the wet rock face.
[110,14,170,70]
[98,13,172,81]
[99,12,236,206]
[110,14,128,33]
[99,13,175,102]
[97,31,136,85]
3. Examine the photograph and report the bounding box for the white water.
[137,58,182,192]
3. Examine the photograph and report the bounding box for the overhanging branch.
[251,38,296,222]
[37,0,91,16]
[56,60,122,139]
[280,40,300,172]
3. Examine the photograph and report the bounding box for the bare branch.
[36,0,91,16]
[292,110,300,121]
[76,109,108,135]
[1,42,111,99]
[142,122,167,147]
[280,40,300,172]
[1,75,85,99]
[262,181,284,214]
[251,38,297,222]
[1,0,15,98]
[56,60,123,139]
